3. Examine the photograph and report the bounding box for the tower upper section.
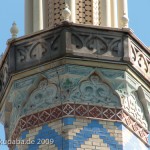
[25,0,129,34]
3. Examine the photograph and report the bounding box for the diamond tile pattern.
[10,103,149,146]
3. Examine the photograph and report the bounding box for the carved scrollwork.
[30,42,48,60]
[86,37,107,54]
[22,79,59,115]
[110,40,122,57]
[17,40,48,63]
[2,63,8,86]
[51,35,60,51]
[71,34,83,49]
[16,34,62,70]
[131,45,136,61]
[17,46,31,63]
[0,60,9,93]
[137,53,148,73]
[70,72,121,106]
[130,42,150,77]
[123,92,148,129]
[71,31,124,58]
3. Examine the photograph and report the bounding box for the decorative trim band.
[10,103,149,147]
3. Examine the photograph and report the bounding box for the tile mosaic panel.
[10,103,149,147]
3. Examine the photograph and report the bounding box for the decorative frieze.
[71,31,123,58]
[130,39,150,81]
[2,64,149,140]
[0,57,9,97]
[0,25,149,100]
[22,79,59,115]
[0,25,149,150]
[16,32,62,70]
[69,72,120,106]
[10,103,149,147]
[123,92,148,129]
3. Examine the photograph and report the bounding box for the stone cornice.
[0,24,149,95]
[0,58,149,112]
[0,23,149,95]
[0,24,149,139]
[0,57,149,115]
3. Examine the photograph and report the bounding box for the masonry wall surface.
[14,117,149,150]
[14,118,123,150]
[0,24,149,150]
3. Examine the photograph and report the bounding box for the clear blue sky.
[0,1,150,150]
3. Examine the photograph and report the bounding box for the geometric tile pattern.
[53,0,65,24]
[14,118,123,150]
[76,0,92,24]
[69,120,122,150]
[122,112,148,144]
[61,118,91,140]
[10,103,149,149]
[78,135,110,150]
[48,0,95,26]
[102,122,122,144]
[48,0,65,27]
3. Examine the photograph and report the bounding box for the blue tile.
[20,130,29,139]
[63,117,76,125]
[114,122,122,130]
[19,118,125,150]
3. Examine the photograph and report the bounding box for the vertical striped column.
[118,0,129,28]
[33,0,43,32]
[42,0,48,28]
[111,0,118,27]
[24,0,33,34]
[100,0,111,27]
[93,0,100,25]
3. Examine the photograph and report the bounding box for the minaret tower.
[24,0,129,34]
[0,0,150,150]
